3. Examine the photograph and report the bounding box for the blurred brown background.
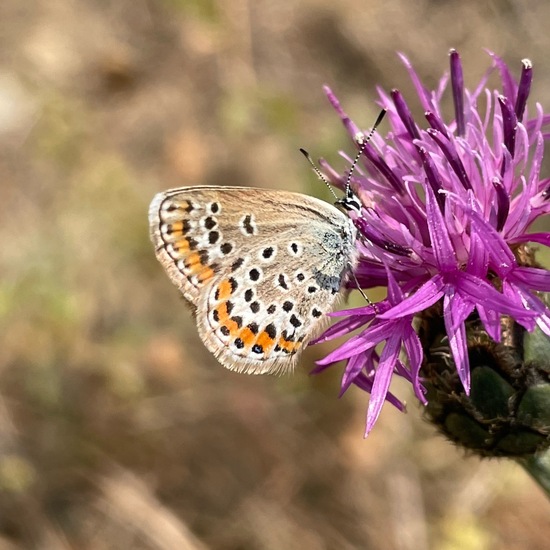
[2,0,550,548]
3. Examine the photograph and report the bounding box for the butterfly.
[148,186,359,374]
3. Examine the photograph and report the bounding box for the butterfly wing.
[149,186,357,374]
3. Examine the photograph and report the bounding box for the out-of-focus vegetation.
[1,1,550,548]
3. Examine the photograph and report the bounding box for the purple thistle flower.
[316,50,550,436]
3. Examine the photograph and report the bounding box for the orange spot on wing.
[171,200,189,210]
[216,304,239,335]
[238,327,256,347]
[186,252,201,266]
[216,280,233,301]
[216,302,229,321]
[169,221,184,237]
[174,239,191,252]
[224,319,240,335]
[185,252,205,274]
[278,337,300,354]
[197,267,215,283]
[256,331,275,353]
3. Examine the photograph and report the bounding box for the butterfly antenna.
[344,108,386,201]
[300,108,386,208]
[299,148,339,201]
[349,267,373,305]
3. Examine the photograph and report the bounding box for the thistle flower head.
[315,50,550,436]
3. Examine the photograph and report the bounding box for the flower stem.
[517,449,550,498]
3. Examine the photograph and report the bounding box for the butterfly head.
[335,189,362,215]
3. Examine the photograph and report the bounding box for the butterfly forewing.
[149,186,358,374]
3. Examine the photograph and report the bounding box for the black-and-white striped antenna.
[301,109,386,308]
[299,148,339,201]
[343,108,386,200]
[300,108,386,209]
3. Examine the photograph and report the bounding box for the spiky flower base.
[420,266,550,458]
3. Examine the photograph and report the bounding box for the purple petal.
[425,111,450,138]
[311,315,371,345]
[417,147,446,211]
[425,184,456,270]
[498,94,518,158]
[467,206,517,276]
[512,288,550,336]
[398,52,434,112]
[502,282,536,332]
[340,353,369,395]
[515,59,533,122]
[478,306,501,341]
[391,89,421,140]
[509,232,550,247]
[427,129,472,191]
[380,275,445,319]
[490,51,518,103]
[316,321,394,365]
[386,265,404,304]
[450,49,466,136]
[491,177,510,232]
[353,372,406,412]
[354,141,405,194]
[466,225,488,279]
[402,327,426,404]
[514,267,550,291]
[365,333,402,435]
[354,217,411,254]
[324,85,361,138]
[443,292,472,392]
[457,272,535,319]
